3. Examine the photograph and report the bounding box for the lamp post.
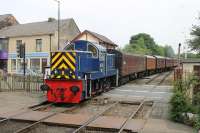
[54,0,60,50]
[178,43,181,67]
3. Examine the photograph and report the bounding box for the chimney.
[48,17,56,22]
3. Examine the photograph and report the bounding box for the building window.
[16,40,22,52]
[42,58,47,73]
[36,39,42,52]
[16,59,28,73]
[30,58,40,73]
[11,59,16,71]
[0,38,8,50]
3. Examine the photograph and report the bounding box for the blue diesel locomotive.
[41,40,117,103]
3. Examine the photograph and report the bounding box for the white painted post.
[116,69,119,87]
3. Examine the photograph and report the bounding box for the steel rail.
[145,72,165,84]
[157,71,172,85]
[14,105,78,133]
[118,100,145,133]
[0,102,54,124]
[72,102,118,133]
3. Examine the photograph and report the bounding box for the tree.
[188,17,200,53]
[124,33,166,56]
[129,33,157,54]
[164,45,175,57]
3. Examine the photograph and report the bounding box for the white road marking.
[135,90,149,93]
[115,89,170,94]
[115,89,132,92]
[152,92,167,94]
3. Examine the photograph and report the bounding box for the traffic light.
[16,44,25,58]
[16,44,21,58]
[20,44,25,58]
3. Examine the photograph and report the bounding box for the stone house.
[0,18,80,74]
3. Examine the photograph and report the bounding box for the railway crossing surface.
[0,72,195,133]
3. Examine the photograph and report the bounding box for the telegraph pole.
[23,43,26,76]
[178,43,181,67]
[54,0,60,50]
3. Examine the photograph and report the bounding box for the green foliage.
[164,45,175,57]
[195,107,200,131]
[188,17,200,53]
[180,52,200,59]
[170,74,199,126]
[123,33,175,57]
[170,90,188,122]
[193,92,200,106]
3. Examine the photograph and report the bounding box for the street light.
[54,0,60,50]
[178,43,181,67]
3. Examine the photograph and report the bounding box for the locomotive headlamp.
[70,86,80,95]
[40,84,50,91]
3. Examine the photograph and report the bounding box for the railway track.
[0,72,172,133]
[0,102,53,124]
[145,71,172,85]
[117,100,145,133]
[0,102,78,133]
[72,102,119,133]
[70,100,146,133]
[13,106,73,133]
[157,71,173,86]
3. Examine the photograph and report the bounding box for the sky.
[0,0,200,53]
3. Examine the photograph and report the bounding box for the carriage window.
[65,44,74,50]
[88,44,98,57]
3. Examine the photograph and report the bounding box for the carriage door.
[99,52,106,74]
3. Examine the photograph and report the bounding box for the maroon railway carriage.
[146,55,156,75]
[108,49,146,85]
[165,57,174,70]
[154,55,166,72]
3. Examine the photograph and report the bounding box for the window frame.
[87,43,98,58]
[11,59,16,71]
[36,39,42,52]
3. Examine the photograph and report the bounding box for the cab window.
[88,44,98,57]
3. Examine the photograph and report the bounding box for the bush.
[193,92,200,106]
[195,107,200,131]
[170,91,188,122]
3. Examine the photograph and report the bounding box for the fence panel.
[0,74,43,92]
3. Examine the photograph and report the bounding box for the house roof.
[0,18,76,37]
[182,58,200,63]
[73,30,118,47]
[0,14,13,22]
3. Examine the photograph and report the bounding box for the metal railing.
[0,74,43,92]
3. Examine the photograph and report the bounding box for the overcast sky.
[0,0,200,52]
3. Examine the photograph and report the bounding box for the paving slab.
[125,119,146,132]
[0,108,28,118]
[88,116,126,129]
[44,113,92,126]
[141,119,195,133]
[0,92,46,115]
[11,111,54,121]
